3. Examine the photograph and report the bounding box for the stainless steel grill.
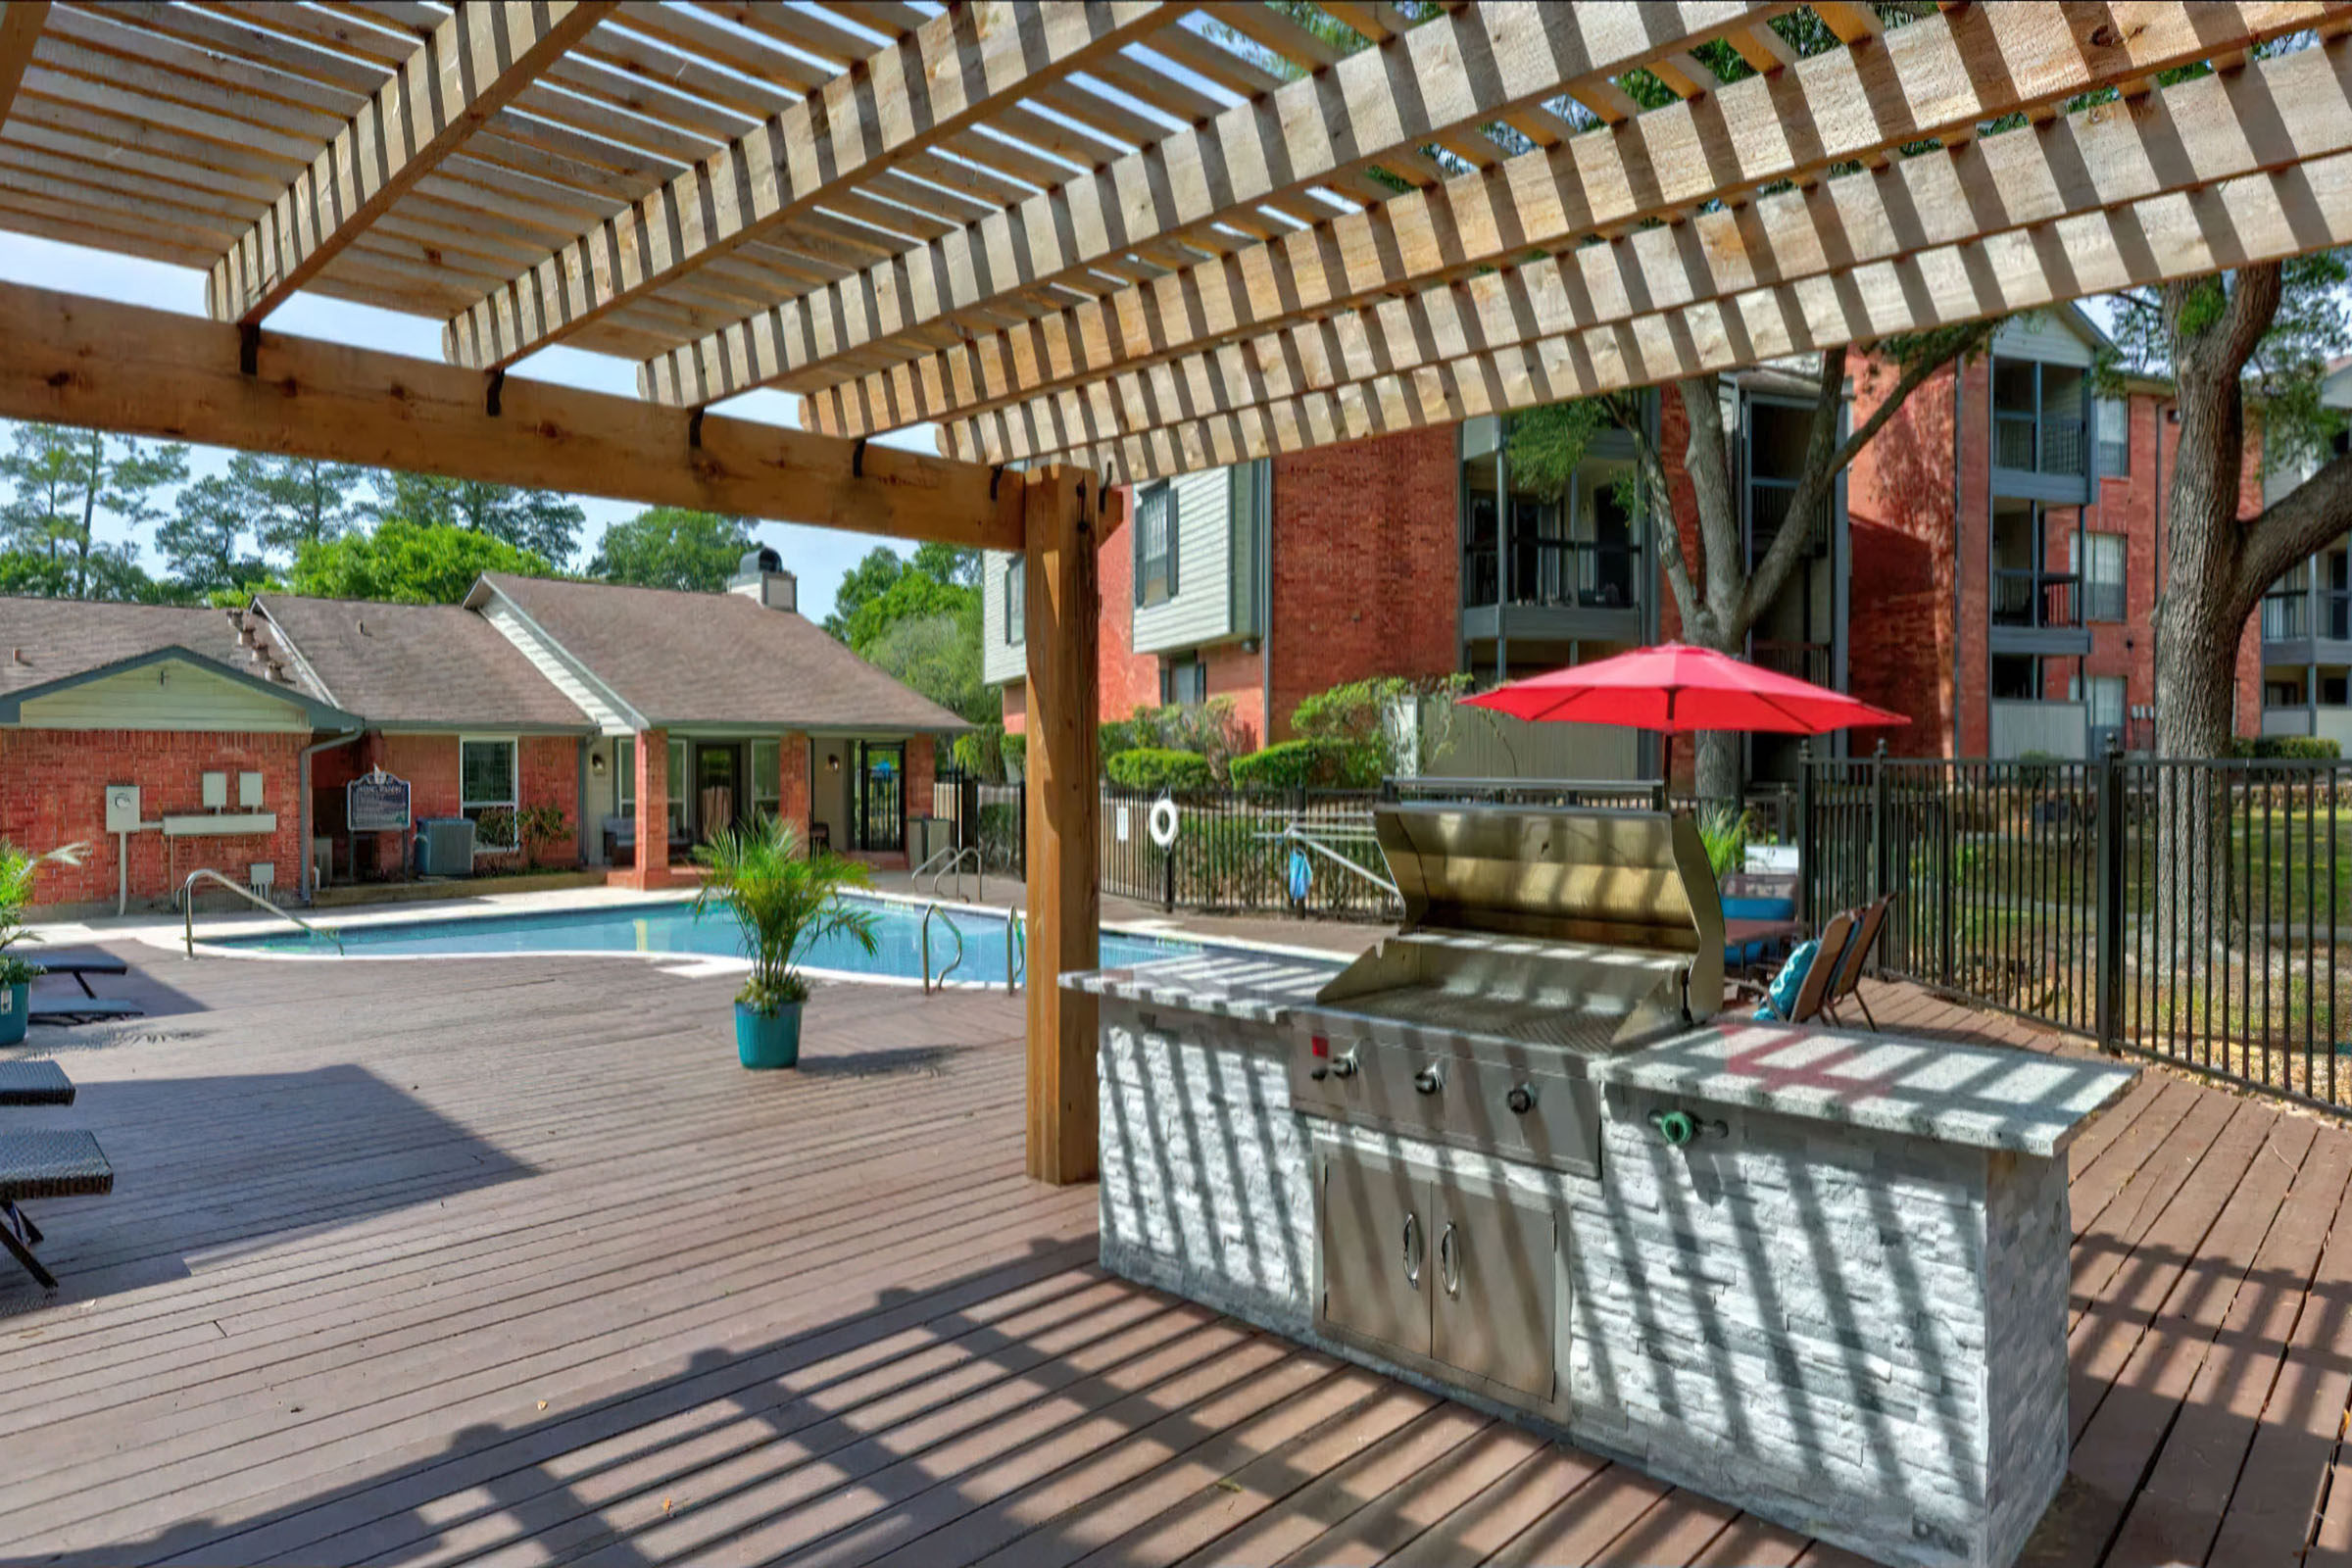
[1291,803,1727,1177]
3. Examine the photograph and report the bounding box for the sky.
[0,231,943,626]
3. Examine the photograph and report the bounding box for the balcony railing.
[1752,639,1832,687]
[1991,568,2082,630]
[1747,478,1832,563]
[1461,539,1641,611]
[2263,586,2352,642]
[1993,411,2087,477]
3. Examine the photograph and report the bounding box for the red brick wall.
[1267,426,1458,737]
[904,735,931,835]
[355,732,459,877]
[516,735,578,866]
[1093,501,1164,724]
[1843,358,1966,758]
[631,726,671,889]
[1,728,308,911]
[781,732,812,838]
[346,732,578,875]
[1000,677,1026,736]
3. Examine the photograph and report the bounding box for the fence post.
[2094,733,2126,1053]
[1938,764,1955,988]
[1871,738,1890,901]
[1796,741,1815,929]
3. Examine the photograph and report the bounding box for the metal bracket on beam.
[989,465,1005,501]
[485,368,505,418]
[687,408,705,450]
[852,438,867,478]
[238,323,260,377]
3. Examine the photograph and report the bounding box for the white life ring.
[1148,796,1180,850]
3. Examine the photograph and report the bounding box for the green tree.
[369,471,584,565]
[237,453,368,559]
[158,473,271,597]
[823,545,911,639]
[858,601,995,723]
[0,423,187,599]
[907,541,980,589]
[280,520,557,605]
[840,569,973,651]
[590,507,755,591]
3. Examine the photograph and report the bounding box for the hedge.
[1105,747,1215,792]
[2230,735,2344,760]
[1227,737,1377,791]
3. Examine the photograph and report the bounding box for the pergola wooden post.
[1021,465,1102,1185]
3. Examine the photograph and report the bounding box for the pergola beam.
[207,0,613,327]
[949,33,2352,463]
[0,281,1023,549]
[444,0,1180,372]
[0,1,47,131]
[1064,143,2352,483]
[794,0,2346,441]
[637,0,1797,410]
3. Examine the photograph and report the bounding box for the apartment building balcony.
[1751,639,1833,687]
[2260,585,2352,666]
[1746,478,1833,564]
[2261,703,2352,755]
[1991,359,2094,504]
[1459,538,1642,643]
[1989,567,2091,656]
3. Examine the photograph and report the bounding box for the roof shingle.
[0,599,258,697]
[252,595,593,730]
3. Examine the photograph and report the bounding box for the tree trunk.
[1692,730,1741,807]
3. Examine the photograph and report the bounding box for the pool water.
[216,895,1202,982]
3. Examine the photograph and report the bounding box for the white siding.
[2319,709,2352,756]
[478,601,630,734]
[981,549,1024,687]
[1990,700,2088,759]
[1991,310,2094,367]
[1133,466,1235,655]
[1408,701,1642,781]
[16,660,313,732]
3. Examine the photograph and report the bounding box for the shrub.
[952,724,1005,781]
[2230,735,2343,760]
[1102,701,1252,780]
[1290,673,1473,779]
[1002,732,1026,778]
[1105,747,1215,792]
[1228,738,1378,791]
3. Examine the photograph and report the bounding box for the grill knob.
[1331,1049,1360,1079]
[1413,1062,1446,1096]
[1506,1083,1535,1114]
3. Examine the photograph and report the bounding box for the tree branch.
[2222,263,2286,377]
[2240,451,2352,594]
[1615,397,1699,621]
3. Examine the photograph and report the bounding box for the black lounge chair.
[0,1129,112,1290]
[20,947,126,1000]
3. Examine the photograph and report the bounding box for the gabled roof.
[0,641,361,730]
[0,599,254,697]
[249,595,595,732]
[469,574,969,734]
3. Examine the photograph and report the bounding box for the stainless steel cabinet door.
[1318,1149,1431,1358]
[1431,1179,1556,1400]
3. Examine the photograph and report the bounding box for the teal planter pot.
[735,1001,804,1069]
[0,982,24,1048]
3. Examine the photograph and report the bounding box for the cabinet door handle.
[1402,1211,1421,1286]
[1438,1222,1460,1297]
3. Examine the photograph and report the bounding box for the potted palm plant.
[692,815,880,1069]
[0,840,85,1048]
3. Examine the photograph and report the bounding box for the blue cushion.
[1722,895,1796,967]
[1754,940,1818,1021]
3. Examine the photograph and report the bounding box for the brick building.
[0,556,964,914]
[983,305,2296,782]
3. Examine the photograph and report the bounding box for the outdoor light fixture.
[828,754,841,771]
[590,753,608,778]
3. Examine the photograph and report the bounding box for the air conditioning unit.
[413,816,475,877]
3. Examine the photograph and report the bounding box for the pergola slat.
[0,278,1025,547]
[635,1,1797,410]
[442,1,1182,372]
[1061,144,2352,484]
[946,34,2352,463]
[205,0,612,327]
[787,0,2347,439]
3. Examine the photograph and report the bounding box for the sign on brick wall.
[347,769,412,833]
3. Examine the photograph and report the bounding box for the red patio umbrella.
[1461,642,1908,736]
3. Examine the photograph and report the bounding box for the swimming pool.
[211,895,1203,983]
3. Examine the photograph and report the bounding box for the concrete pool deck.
[1,941,2350,1564]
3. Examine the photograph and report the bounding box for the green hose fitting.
[1649,1108,1697,1148]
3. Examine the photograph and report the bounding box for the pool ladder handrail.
[919,902,965,994]
[181,868,345,958]
[913,844,983,903]
[1006,907,1024,994]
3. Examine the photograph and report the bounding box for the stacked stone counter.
[1070,954,2138,1568]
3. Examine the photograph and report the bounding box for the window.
[2083,675,2126,731]
[668,737,689,841]
[460,737,517,851]
[1135,481,1175,607]
[2097,396,2130,475]
[750,738,781,820]
[1161,653,1206,707]
[1990,656,2039,701]
[1004,555,1024,644]
[615,738,634,816]
[2082,532,2126,621]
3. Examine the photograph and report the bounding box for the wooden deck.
[3,949,2350,1567]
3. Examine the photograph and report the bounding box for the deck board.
[2,957,2351,1565]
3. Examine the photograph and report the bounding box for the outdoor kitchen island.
[1067,806,2138,1568]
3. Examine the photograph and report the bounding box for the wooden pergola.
[0,0,2346,1183]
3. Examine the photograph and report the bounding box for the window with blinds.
[1004,555,1024,644]
[1135,482,1175,607]
[2096,396,2130,476]
[2082,532,2126,621]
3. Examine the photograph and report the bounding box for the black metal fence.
[1806,748,2352,1117]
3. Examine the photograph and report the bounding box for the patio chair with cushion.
[1750,908,1856,1025]
[1721,871,1801,978]
[0,1128,113,1290]
[1822,894,1896,1031]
